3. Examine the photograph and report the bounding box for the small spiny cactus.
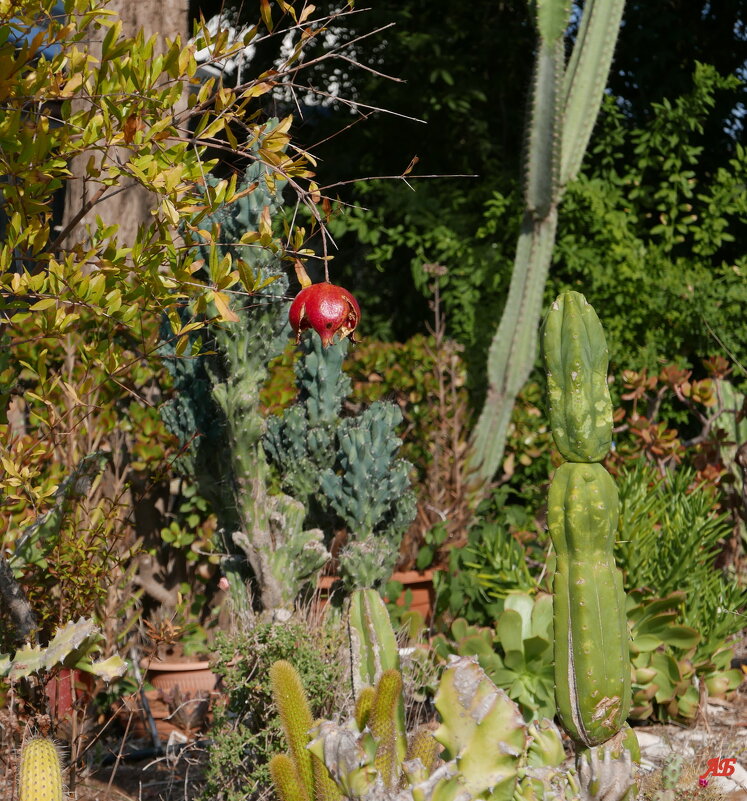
[19,737,64,801]
[270,660,316,800]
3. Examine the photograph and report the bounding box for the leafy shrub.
[201,619,346,801]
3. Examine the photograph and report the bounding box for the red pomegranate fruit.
[289,282,360,347]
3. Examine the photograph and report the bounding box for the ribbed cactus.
[264,337,416,591]
[160,127,331,619]
[541,291,636,800]
[347,589,401,696]
[270,660,316,801]
[271,592,579,801]
[466,0,625,496]
[18,737,64,801]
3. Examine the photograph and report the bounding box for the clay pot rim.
[318,569,435,590]
[139,658,212,671]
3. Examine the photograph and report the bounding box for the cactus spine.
[542,291,636,798]
[466,0,625,496]
[19,737,64,801]
[271,591,577,801]
[270,660,316,801]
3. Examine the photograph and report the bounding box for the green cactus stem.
[369,670,406,789]
[347,589,401,696]
[465,0,625,498]
[18,737,64,801]
[265,336,416,593]
[541,292,612,462]
[433,656,526,801]
[542,291,637,799]
[270,753,308,801]
[547,461,630,746]
[270,660,316,801]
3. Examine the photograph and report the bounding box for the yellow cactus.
[19,737,64,801]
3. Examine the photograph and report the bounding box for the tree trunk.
[61,0,189,247]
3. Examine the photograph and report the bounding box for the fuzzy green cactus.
[466,0,625,495]
[270,660,316,800]
[264,337,416,591]
[18,737,63,801]
[542,292,636,800]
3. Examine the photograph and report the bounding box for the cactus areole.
[289,282,360,347]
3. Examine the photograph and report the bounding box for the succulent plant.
[627,589,743,723]
[430,593,555,723]
[269,592,582,801]
[264,336,416,592]
[0,617,125,683]
[347,589,401,698]
[290,281,361,347]
[18,737,64,801]
[159,128,334,619]
[541,291,637,801]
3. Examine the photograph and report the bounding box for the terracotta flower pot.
[317,569,436,622]
[140,657,217,693]
[385,570,436,623]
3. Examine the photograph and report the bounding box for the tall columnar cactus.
[541,291,636,800]
[466,0,625,496]
[18,737,64,801]
[160,130,331,619]
[264,337,416,591]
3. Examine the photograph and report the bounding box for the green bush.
[615,461,747,660]
[201,619,346,801]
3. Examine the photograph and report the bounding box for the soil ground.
[63,676,747,800]
[3,657,747,800]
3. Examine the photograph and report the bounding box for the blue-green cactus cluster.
[158,130,334,618]
[159,147,289,488]
[159,121,413,611]
[264,336,416,590]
